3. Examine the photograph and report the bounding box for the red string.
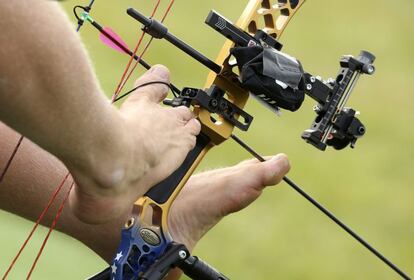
[111,31,147,102]
[26,181,75,279]
[150,0,162,18]
[161,0,175,22]
[0,135,24,184]
[116,37,155,96]
[1,172,71,280]
[111,0,162,101]
[115,0,176,97]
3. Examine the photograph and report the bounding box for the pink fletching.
[99,27,130,54]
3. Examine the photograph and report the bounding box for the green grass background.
[1,0,414,279]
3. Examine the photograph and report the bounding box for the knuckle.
[175,106,192,116]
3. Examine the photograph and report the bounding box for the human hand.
[168,154,290,251]
[119,65,201,188]
[69,65,201,224]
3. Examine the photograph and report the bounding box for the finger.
[129,65,171,103]
[184,119,201,136]
[258,153,290,186]
[173,106,194,122]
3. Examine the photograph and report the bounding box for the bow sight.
[128,8,375,151]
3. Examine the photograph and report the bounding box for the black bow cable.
[113,81,178,103]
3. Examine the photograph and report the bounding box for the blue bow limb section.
[111,221,171,280]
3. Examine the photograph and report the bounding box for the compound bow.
[1,1,411,280]
[79,1,410,279]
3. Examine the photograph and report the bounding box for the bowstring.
[26,181,75,279]
[1,173,71,280]
[115,0,176,98]
[111,0,162,102]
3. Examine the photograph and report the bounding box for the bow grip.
[145,132,211,204]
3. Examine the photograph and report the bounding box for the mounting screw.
[306,84,312,91]
[178,250,187,259]
[358,126,366,135]
[310,76,316,83]
[219,100,228,111]
[365,64,375,75]
[210,99,218,108]
[313,105,322,113]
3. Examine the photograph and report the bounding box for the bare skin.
[0,1,200,224]
[0,3,292,279]
[0,123,290,276]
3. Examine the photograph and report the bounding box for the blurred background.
[1,0,413,279]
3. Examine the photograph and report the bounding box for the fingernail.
[151,65,169,79]
[272,153,289,167]
[272,154,287,161]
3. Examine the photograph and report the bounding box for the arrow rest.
[164,86,253,132]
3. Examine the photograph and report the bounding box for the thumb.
[238,154,290,188]
[260,154,290,186]
[130,65,171,103]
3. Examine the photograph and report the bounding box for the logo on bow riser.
[139,228,161,246]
